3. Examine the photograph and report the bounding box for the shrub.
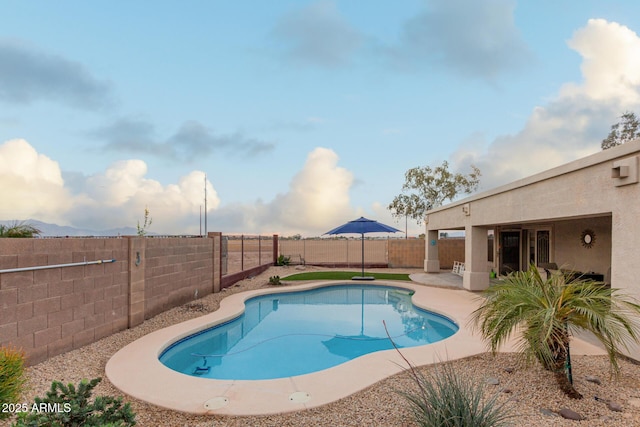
[0,222,41,238]
[0,346,26,420]
[13,377,136,427]
[397,362,514,427]
[385,321,513,427]
[269,275,282,286]
[470,265,640,398]
[276,255,290,266]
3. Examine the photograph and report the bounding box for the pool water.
[159,284,458,380]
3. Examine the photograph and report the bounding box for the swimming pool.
[159,284,458,380]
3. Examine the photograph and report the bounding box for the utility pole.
[204,173,208,236]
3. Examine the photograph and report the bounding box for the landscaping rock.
[559,408,585,420]
[596,395,624,412]
[586,375,602,385]
[486,377,500,385]
[540,408,557,417]
[607,401,624,412]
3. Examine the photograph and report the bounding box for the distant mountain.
[0,219,141,237]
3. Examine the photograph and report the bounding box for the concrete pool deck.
[105,276,607,416]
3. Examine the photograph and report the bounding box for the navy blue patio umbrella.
[324,217,402,280]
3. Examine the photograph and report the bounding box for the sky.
[2,1,640,237]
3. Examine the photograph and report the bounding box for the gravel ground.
[3,266,639,427]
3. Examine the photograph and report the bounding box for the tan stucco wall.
[554,216,612,275]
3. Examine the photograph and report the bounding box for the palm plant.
[470,265,640,399]
[0,221,41,237]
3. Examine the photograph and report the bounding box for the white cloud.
[0,139,356,236]
[70,163,220,234]
[451,19,640,191]
[0,139,221,234]
[561,19,640,105]
[0,139,71,223]
[262,147,355,234]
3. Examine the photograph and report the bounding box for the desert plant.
[136,207,152,236]
[398,362,513,427]
[276,255,290,266]
[0,346,26,420]
[385,323,513,427]
[13,377,136,427]
[269,275,282,286]
[0,222,41,238]
[470,265,640,399]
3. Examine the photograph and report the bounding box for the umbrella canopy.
[325,217,402,236]
[324,217,402,279]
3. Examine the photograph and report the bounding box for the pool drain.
[289,391,311,403]
[203,396,229,410]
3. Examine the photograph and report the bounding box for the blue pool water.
[159,284,458,380]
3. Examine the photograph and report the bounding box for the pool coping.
[105,280,606,416]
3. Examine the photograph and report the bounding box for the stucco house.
[423,139,640,359]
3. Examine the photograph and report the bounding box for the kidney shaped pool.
[159,284,459,380]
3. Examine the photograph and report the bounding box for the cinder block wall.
[0,236,221,365]
[0,238,129,365]
[388,239,425,268]
[143,238,214,319]
[436,238,466,269]
[387,238,466,269]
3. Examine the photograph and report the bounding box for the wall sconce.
[462,203,471,216]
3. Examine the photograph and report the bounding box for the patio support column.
[463,225,489,291]
[424,230,440,272]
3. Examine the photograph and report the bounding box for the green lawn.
[282,271,412,281]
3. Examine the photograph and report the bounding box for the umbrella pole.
[361,233,365,277]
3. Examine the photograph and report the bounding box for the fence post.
[127,236,146,328]
[346,238,349,267]
[273,234,278,265]
[208,232,221,293]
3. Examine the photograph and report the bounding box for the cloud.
[388,0,532,80]
[269,147,354,230]
[561,19,640,105]
[167,121,274,158]
[0,40,113,109]
[0,139,221,233]
[0,139,72,223]
[91,118,275,161]
[0,139,355,236]
[450,19,640,191]
[209,147,356,236]
[69,163,221,233]
[271,0,362,67]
